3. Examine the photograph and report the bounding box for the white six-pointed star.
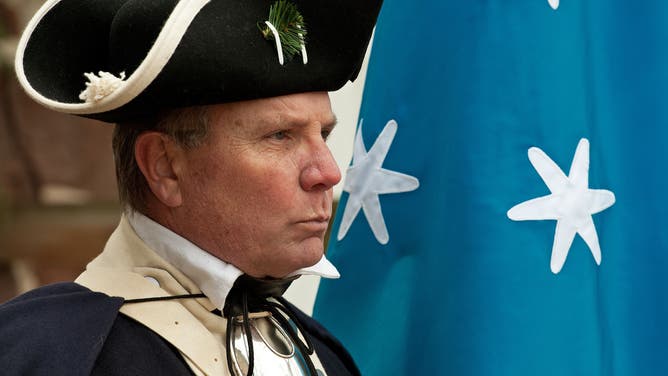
[337,119,419,245]
[507,138,615,274]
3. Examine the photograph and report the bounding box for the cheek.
[216,160,299,216]
[244,170,300,213]
[185,148,304,224]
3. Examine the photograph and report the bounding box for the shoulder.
[92,312,195,375]
[0,282,124,376]
[283,301,361,376]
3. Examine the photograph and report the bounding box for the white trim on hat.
[15,0,211,115]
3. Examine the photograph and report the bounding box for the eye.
[269,130,287,140]
[321,129,332,141]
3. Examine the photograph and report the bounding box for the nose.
[300,139,342,191]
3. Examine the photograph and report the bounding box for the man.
[0,0,382,375]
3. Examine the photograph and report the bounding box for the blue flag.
[314,1,668,375]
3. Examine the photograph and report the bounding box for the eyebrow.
[325,114,338,130]
[259,112,338,130]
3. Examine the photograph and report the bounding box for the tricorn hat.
[15,0,383,123]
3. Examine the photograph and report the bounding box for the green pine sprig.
[258,1,307,61]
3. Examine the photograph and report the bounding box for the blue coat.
[0,283,360,376]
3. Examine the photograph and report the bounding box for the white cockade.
[337,119,420,245]
[507,138,615,274]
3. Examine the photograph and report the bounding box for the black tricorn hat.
[15,0,383,123]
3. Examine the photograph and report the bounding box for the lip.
[296,217,330,232]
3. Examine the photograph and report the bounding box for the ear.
[134,132,183,208]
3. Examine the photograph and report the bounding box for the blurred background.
[0,0,367,313]
[0,0,120,302]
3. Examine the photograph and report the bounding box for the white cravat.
[127,212,340,310]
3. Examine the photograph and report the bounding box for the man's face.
[173,92,341,278]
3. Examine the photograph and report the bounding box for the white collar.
[127,211,340,310]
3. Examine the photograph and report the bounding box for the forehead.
[207,92,335,131]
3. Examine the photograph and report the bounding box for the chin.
[277,245,324,277]
[301,240,325,264]
[257,239,324,278]
[296,254,323,270]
